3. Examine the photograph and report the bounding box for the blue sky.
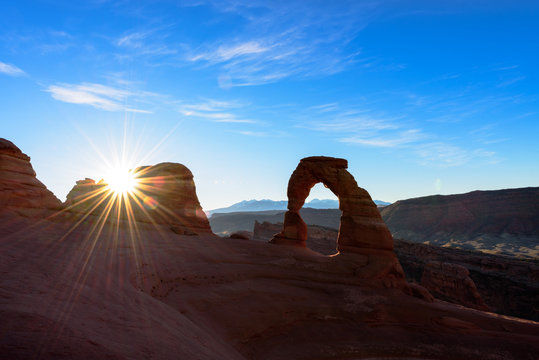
[1,0,538,210]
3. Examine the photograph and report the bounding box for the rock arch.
[270,156,393,254]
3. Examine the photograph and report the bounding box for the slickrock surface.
[381,187,539,258]
[257,221,539,320]
[0,138,62,217]
[64,162,211,235]
[2,214,539,360]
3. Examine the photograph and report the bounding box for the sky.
[1,0,538,211]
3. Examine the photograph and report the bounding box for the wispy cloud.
[114,28,177,57]
[184,1,377,86]
[46,82,154,113]
[497,76,526,88]
[235,130,267,137]
[414,143,500,167]
[179,99,256,123]
[190,41,270,62]
[303,98,501,167]
[340,129,425,148]
[0,61,25,76]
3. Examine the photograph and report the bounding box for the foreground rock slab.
[1,216,538,360]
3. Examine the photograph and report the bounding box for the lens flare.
[143,196,158,210]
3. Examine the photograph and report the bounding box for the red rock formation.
[64,162,212,234]
[271,157,393,251]
[0,138,62,216]
[270,156,402,281]
[420,261,489,311]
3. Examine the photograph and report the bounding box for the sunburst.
[104,167,139,196]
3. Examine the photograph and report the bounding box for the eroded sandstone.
[270,156,404,282]
[271,157,393,251]
[64,162,212,234]
[420,261,489,311]
[0,138,62,216]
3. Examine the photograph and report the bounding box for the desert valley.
[1,138,538,359]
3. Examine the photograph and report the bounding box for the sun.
[105,167,138,195]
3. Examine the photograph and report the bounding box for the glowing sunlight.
[104,168,138,195]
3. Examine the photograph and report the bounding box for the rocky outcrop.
[270,156,404,282]
[254,220,338,255]
[65,162,212,234]
[0,138,62,216]
[420,261,489,311]
[258,219,538,319]
[209,208,340,236]
[394,239,539,321]
[271,157,393,252]
[380,188,539,258]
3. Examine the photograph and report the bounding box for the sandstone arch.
[270,156,393,254]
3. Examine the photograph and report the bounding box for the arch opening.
[302,182,340,255]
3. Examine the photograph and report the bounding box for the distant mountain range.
[208,198,391,216]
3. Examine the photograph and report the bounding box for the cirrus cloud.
[0,61,25,76]
[46,82,153,113]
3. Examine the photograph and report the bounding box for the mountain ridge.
[208,198,390,216]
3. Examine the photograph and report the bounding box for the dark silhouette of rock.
[394,239,539,321]
[229,231,251,240]
[254,220,338,255]
[65,162,211,234]
[381,187,539,257]
[209,208,340,236]
[420,261,489,311]
[260,219,538,320]
[0,138,62,216]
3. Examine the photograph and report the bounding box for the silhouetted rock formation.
[65,162,211,234]
[394,239,539,321]
[381,188,539,257]
[420,261,489,311]
[209,208,340,235]
[0,138,61,217]
[255,220,338,255]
